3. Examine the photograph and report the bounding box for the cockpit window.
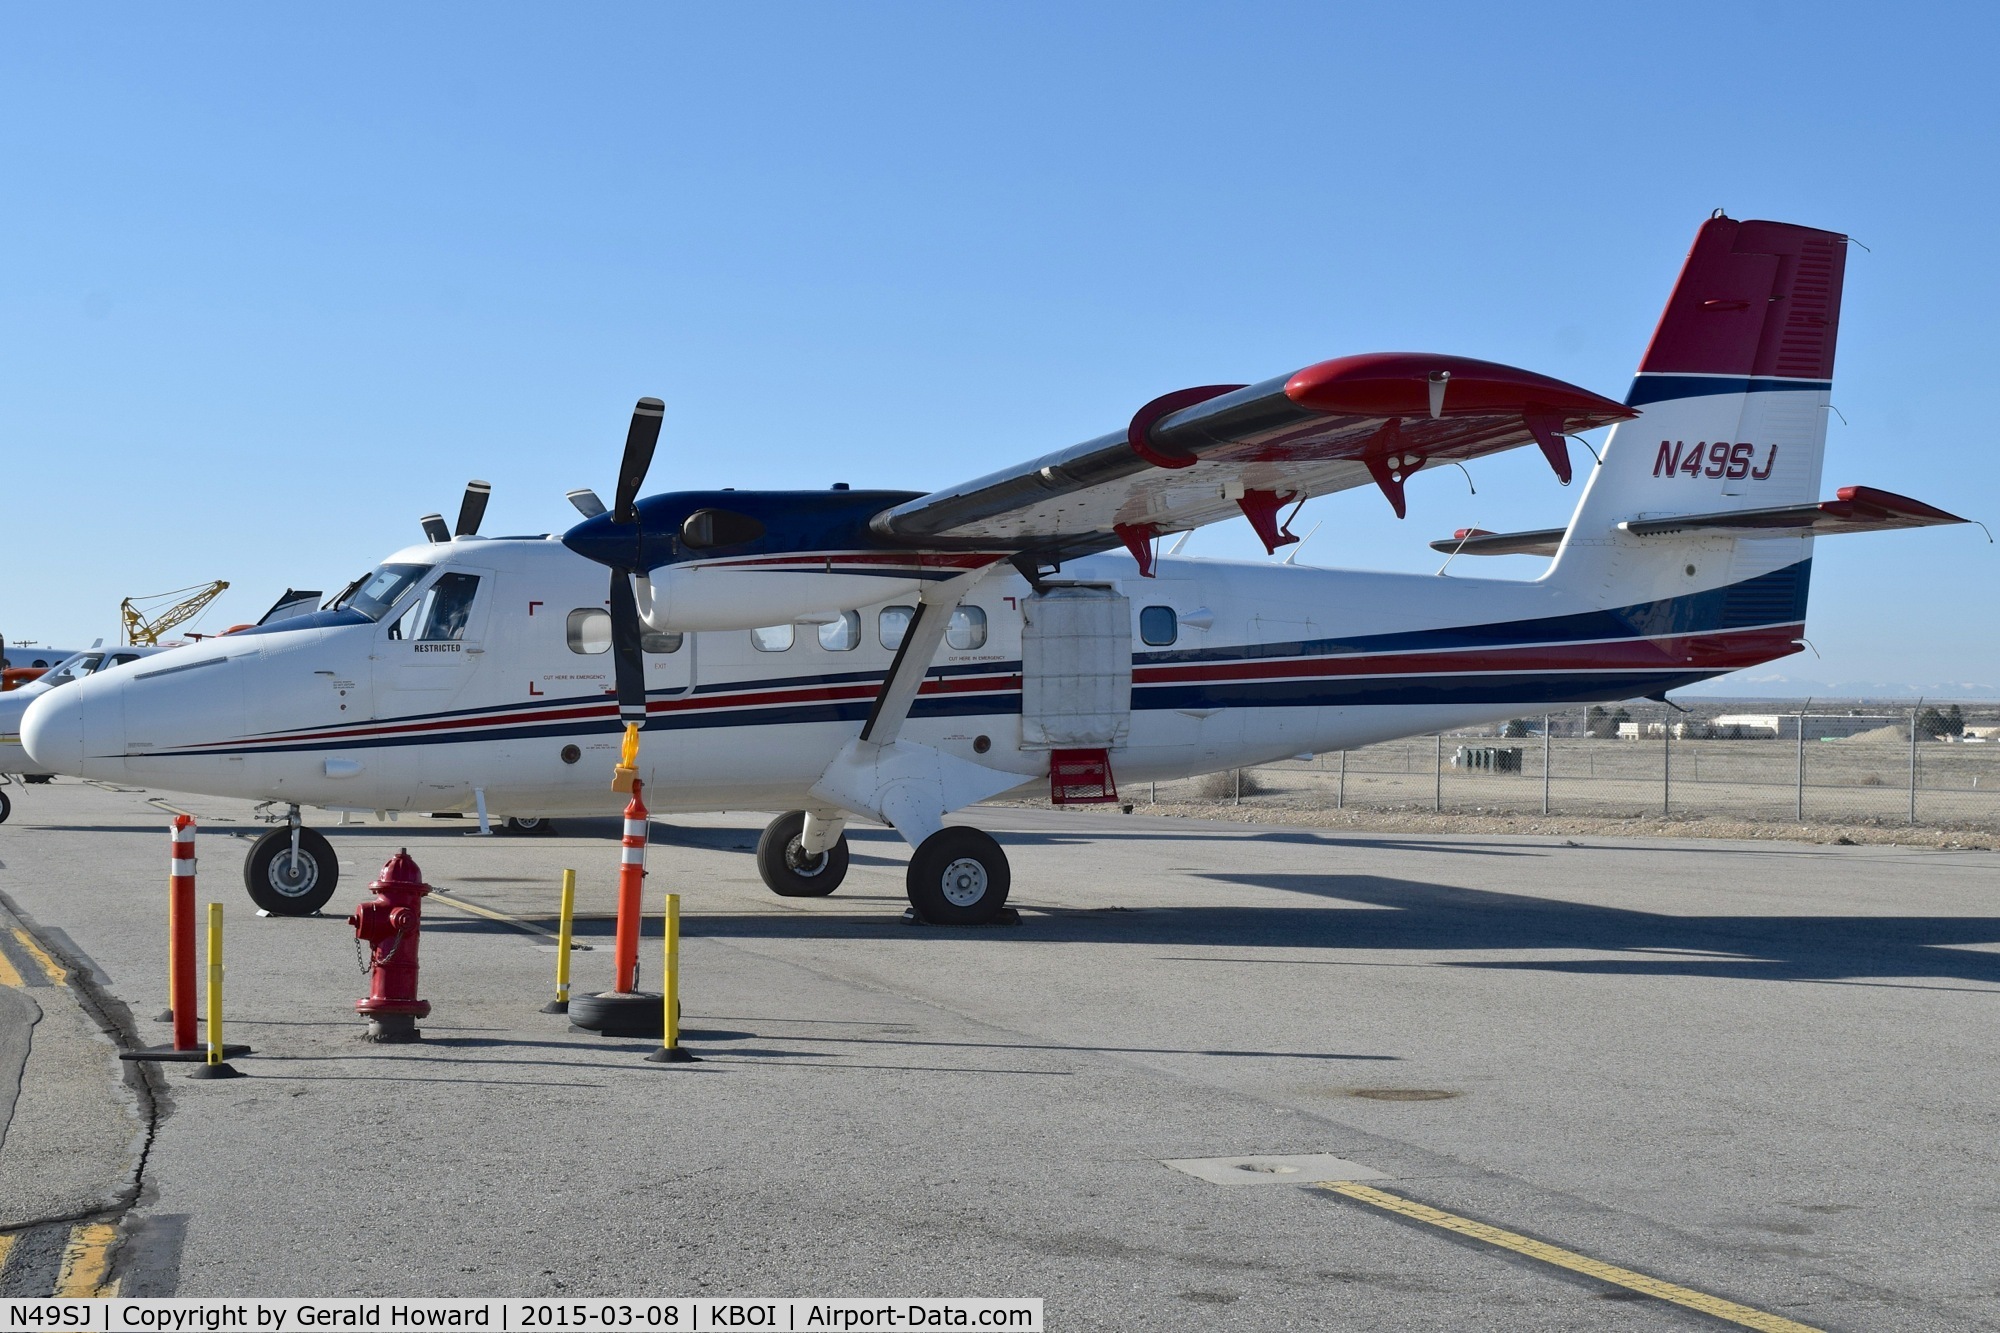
[392,572,482,642]
[36,652,106,688]
[337,564,428,622]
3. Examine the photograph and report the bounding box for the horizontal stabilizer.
[1619,486,1967,538]
[1428,526,1567,557]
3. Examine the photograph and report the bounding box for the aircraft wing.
[869,353,1634,570]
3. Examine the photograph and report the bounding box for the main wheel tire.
[503,816,556,836]
[906,826,1010,925]
[0,788,10,824]
[21,774,51,785]
[244,826,340,916]
[756,810,849,897]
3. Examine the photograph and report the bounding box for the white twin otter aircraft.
[21,215,1967,923]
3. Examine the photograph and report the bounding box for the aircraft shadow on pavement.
[419,869,2000,990]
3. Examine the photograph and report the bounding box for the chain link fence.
[1143,703,2000,833]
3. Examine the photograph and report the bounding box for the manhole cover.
[1349,1088,1459,1102]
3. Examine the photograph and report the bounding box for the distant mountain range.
[1677,673,2000,701]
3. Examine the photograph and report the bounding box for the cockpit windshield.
[333,564,428,622]
[34,652,106,689]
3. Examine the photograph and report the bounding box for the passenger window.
[818,611,861,652]
[681,509,766,549]
[879,606,915,651]
[641,629,683,654]
[946,605,987,651]
[566,609,612,654]
[1140,605,1178,646]
[750,624,794,652]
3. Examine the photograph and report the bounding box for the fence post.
[1795,708,1806,822]
[1909,703,1920,825]
[1663,719,1671,816]
[1434,735,1442,812]
[1542,714,1550,816]
[1337,750,1346,809]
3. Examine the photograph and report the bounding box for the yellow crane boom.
[122,581,230,646]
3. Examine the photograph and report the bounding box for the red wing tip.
[1284,353,1633,423]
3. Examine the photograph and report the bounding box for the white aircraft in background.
[23,216,1969,923]
[0,591,328,821]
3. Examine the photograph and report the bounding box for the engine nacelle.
[636,564,933,633]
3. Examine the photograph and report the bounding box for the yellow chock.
[611,722,640,793]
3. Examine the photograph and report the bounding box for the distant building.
[1710,714,1903,741]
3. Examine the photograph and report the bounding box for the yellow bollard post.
[541,869,577,1014]
[645,891,697,1064]
[188,903,244,1079]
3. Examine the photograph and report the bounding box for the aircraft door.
[1020,585,1131,750]
[377,567,493,709]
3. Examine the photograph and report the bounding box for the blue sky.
[3,4,1993,691]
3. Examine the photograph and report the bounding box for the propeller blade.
[455,480,492,537]
[566,487,608,519]
[613,398,666,524]
[420,513,451,544]
[607,568,647,724]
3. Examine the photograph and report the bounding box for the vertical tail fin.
[1549,216,1848,605]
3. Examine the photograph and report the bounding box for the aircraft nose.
[20,686,84,774]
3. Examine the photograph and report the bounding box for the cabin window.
[818,611,861,652]
[566,609,612,654]
[1140,605,1178,646]
[641,629,683,655]
[879,605,916,651]
[946,605,987,651]
[680,509,766,550]
[750,624,795,652]
[396,572,481,641]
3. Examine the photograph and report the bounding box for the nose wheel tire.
[502,816,556,836]
[756,810,849,897]
[906,826,1010,925]
[244,826,340,916]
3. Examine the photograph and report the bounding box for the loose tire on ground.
[905,826,1010,925]
[244,826,340,916]
[755,810,849,897]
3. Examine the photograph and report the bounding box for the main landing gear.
[905,826,1010,925]
[753,810,1013,925]
[244,805,340,916]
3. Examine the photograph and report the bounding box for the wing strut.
[809,566,1022,848]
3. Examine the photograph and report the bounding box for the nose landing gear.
[755,810,850,897]
[244,804,341,915]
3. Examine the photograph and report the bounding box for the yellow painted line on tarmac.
[11,928,67,985]
[54,1222,118,1296]
[427,889,564,942]
[0,947,21,988]
[0,1231,15,1274]
[1317,1182,1823,1333]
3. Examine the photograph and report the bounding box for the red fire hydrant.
[349,848,432,1043]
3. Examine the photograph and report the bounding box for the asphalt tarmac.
[2,779,1997,1329]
